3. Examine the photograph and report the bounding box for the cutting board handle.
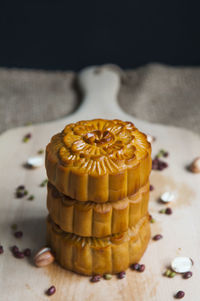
[76,66,122,116]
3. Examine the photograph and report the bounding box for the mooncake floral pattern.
[56,119,150,175]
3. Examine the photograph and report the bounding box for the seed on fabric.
[14,251,25,259]
[150,185,154,191]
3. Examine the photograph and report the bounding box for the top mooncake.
[45,119,151,203]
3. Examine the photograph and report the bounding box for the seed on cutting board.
[26,156,44,168]
[169,271,176,278]
[27,194,35,201]
[11,245,19,253]
[118,271,126,279]
[23,133,32,142]
[189,157,200,173]
[46,285,56,296]
[14,231,23,238]
[0,245,4,254]
[131,263,140,270]
[24,248,31,257]
[90,275,101,283]
[175,291,185,299]
[171,257,192,273]
[153,234,163,241]
[150,185,154,191]
[160,191,175,203]
[14,251,25,259]
[17,185,25,190]
[40,179,48,187]
[103,274,112,280]
[11,224,18,230]
[138,264,145,272]
[34,247,55,267]
[183,271,192,279]
[165,207,173,215]
[37,149,44,154]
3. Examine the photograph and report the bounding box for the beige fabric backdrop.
[0,64,200,135]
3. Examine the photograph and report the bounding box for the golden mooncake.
[45,119,151,202]
[46,214,150,276]
[47,181,149,237]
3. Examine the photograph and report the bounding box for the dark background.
[0,1,200,71]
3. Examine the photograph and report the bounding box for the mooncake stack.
[45,119,152,276]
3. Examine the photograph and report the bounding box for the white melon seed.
[26,156,44,168]
[160,192,175,203]
[171,257,192,273]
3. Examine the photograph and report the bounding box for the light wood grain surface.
[0,66,200,301]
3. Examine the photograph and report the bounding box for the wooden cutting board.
[0,66,200,301]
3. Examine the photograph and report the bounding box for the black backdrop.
[1,1,200,71]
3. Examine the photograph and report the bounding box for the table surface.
[0,66,200,301]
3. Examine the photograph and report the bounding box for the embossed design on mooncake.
[58,119,149,175]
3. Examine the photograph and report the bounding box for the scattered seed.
[153,234,163,241]
[11,245,19,253]
[175,291,185,299]
[40,179,48,187]
[160,192,175,203]
[14,231,23,238]
[171,257,192,273]
[17,185,25,190]
[24,248,31,257]
[26,156,44,168]
[138,264,145,272]
[149,215,155,223]
[165,269,171,277]
[14,251,25,259]
[150,185,154,191]
[104,274,112,280]
[118,271,126,279]
[189,157,200,173]
[164,269,176,278]
[23,133,32,143]
[152,158,168,171]
[46,285,56,296]
[90,275,101,283]
[15,186,28,198]
[27,195,35,201]
[159,209,166,214]
[165,207,173,215]
[38,149,44,154]
[11,224,18,230]
[183,271,192,279]
[16,191,24,198]
[131,263,140,271]
[0,245,4,254]
[169,271,176,278]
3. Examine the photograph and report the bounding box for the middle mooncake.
[47,181,149,237]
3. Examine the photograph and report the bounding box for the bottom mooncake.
[46,214,150,276]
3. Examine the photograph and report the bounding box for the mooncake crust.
[47,182,149,237]
[45,119,151,202]
[46,214,151,276]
